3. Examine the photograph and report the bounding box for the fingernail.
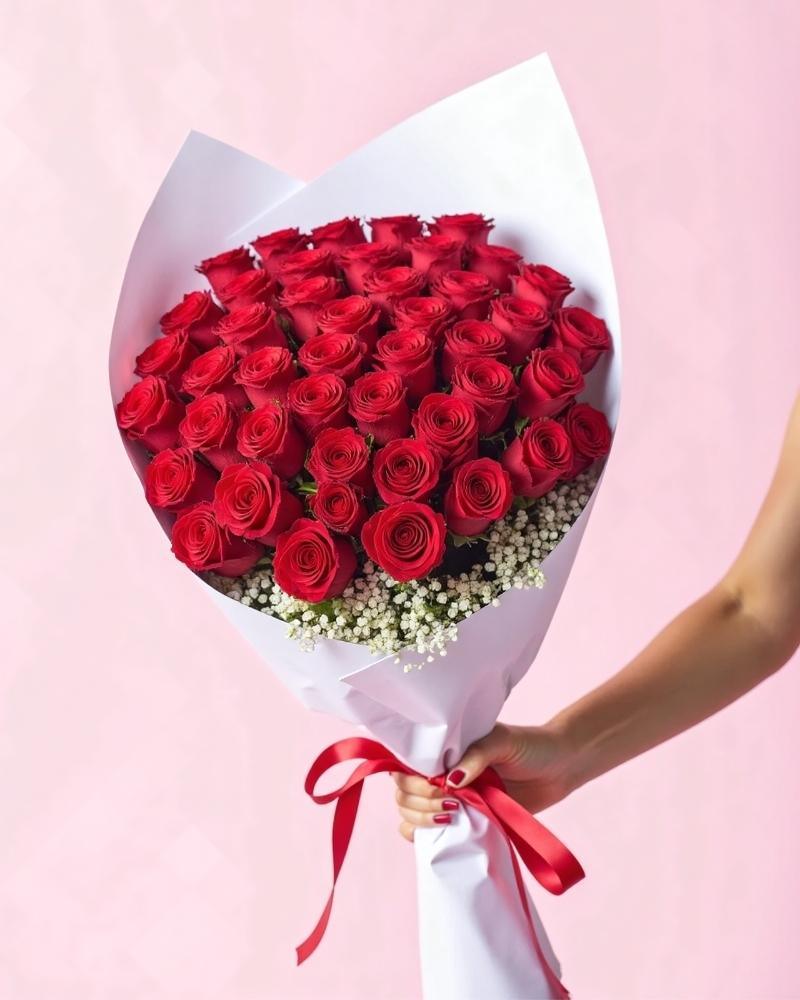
[442,799,459,811]
[448,769,466,786]
[434,814,452,825]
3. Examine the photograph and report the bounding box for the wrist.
[539,714,590,799]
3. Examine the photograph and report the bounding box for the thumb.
[446,725,513,788]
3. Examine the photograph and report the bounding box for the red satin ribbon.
[296,737,584,999]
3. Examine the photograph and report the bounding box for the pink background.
[2,2,799,997]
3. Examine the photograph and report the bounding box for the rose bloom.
[444,457,513,536]
[171,502,262,577]
[217,268,277,310]
[236,401,305,479]
[411,392,479,472]
[338,242,407,294]
[160,291,224,351]
[406,235,463,281]
[251,227,309,278]
[372,438,441,504]
[518,348,585,419]
[306,426,372,492]
[563,402,612,475]
[180,345,248,409]
[362,266,427,320]
[501,419,574,499]
[393,295,454,343]
[215,303,286,357]
[298,331,365,384]
[310,216,366,253]
[316,295,381,355]
[195,246,254,297]
[287,373,350,439]
[490,295,550,365]
[273,518,357,602]
[372,328,436,404]
[145,447,218,513]
[213,461,303,546]
[309,481,368,536]
[116,375,184,453]
[278,276,343,342]
[135,330,198,390]
[277,247,337,288]
[511,263,574,311]
[450,357,519,435]
[467,244,522,293]
[549,307,611,373]
[429,212,494,247]
[430,269,495,320]
[234,345,297,407]
[347,370,411,444]
[361,501,446,582]
[441,320,506,380]
[367,214,423,246]
[178,392,241,471]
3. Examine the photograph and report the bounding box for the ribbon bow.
[296,737,584,998]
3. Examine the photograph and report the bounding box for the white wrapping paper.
[109,55,620,1000]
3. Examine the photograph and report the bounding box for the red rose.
[298,332,365,384]
[411,393,479,472]
[251,228,309,278]
[563,403,612,475]
[338,242,407,294]
[277,248,337,288]
[372,328,436,404]
[450,357,518,435]
[116,375,184,453]
[215,303,286,357]
[393,295,454,343]
[278,276,342,342]
[441,320,507,380]
[287,373,349,439]
[501,419,573,498]
[518,348,585,419]
[361,501,446,582]
[444,457,513,536]
[306,426,372,491]
[372,438,441,504]
[316,295,381,355]
[217,268,278,309]
[549,307,611,373]
[467,244,522,293]
[213,461,303,546]
[490,295,550,365]
[160,291,224,351]
[348,370,411,444]
[310,216,366,253]
[512,264,573,311]
[171,502,262,577]
[309,481,367,536]
[429,213,494,247]
[178,393,241,471]
[236,401,306,479]
[363,266,427,320]
[234,345,297,407]
[407,235,463,281]
[181,345,248,409]
[273,518,357,601]
[135,330,198,390]
[144,447,218,512]
[430,270,495,320]
[367,215,423,246]
[195,246,254,296]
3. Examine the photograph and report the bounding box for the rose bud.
[518,348,585,419]
[251,227,309,278]
[512,263,574,311]
[181,345,249,409]
[549,307,611,373]
[338,242,407,294]
[429,212,494,247]
[442,320,507,380]
[277,247,337,288]
[234,345,298,407]
[287,373,349,439]
[363,266,427,321]
[278,276,342,343]
[215,302,286,357]
[466,244,522,293]
[501,419,573,499]
[144,447,218,513]
[135,330,199,391]
[306,426,372,492]
[348,370,411,445]
[178,392,241,471]
[411,393,479,472]
[489,295,550,365]
[367,214,423,246]
[310,216,366,253]
[372,438,441,504]
[309,481,368,536]
[373,329,436,404]
[361,501,446,582]
[563,402,612,476]
[116,375,184,453]
[171,502,263,577]
[316,295,381,355]
[298,332,365,384]
[195,246,254,297]
[213,461,303,546]
[236,401,306,479]
[393,295,454,344]
[217,268,278,310]
[430,270,495,320]
[450,357,518,435]
[406,235,463,281]
[273,518,357,602]
[160,291,225,351]
[444,457,513,536]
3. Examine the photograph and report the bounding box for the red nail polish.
[442,799,459,811]
[448,769,466,786]
[434,814,452,825]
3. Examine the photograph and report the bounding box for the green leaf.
[296,481,318,495]
[514,416,531,436]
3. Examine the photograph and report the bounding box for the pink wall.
[2,2,799,997]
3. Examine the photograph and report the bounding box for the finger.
[396,789,458,814]
[447,725,514,789]
[398,805,453,828]
[399,821,415,843]
[394,773,439,798]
